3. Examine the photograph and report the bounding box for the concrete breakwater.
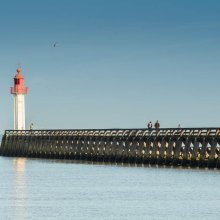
[1,128,220,168]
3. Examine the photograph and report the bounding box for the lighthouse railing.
[10,87,28,94]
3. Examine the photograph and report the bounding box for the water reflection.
[35,158,220,172]
[13,158,26,172]
[13,158,27,220]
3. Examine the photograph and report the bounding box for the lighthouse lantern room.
[10,68,28,130]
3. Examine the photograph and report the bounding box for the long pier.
[1,128,220,168]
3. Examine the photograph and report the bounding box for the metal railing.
[4,127,220,138]
[10,87,28,94]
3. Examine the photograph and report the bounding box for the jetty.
[1,128,220,168]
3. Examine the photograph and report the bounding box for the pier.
[1,128,220,168]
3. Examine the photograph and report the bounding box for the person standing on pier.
[155,120,160,129]
[148,121,152,130]
[178,124,182,134]
[30,123,34,130]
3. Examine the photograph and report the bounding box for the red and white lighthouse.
[10,68,28,130]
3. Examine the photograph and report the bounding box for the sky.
[0,0,220,132]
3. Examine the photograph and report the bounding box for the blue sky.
[0,0,220,132]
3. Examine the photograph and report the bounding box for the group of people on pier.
[147,120,182,130]
[147,120,160,130]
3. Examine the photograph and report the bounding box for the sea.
[0,156,220,220]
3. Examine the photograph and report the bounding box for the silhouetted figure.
[154,120,160,129]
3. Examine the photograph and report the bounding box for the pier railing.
[3,127,220,137]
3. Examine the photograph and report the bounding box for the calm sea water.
[0,157,220,220]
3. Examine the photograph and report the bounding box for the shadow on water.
[4,156,220,173]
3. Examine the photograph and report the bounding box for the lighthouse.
[10,68,28,130]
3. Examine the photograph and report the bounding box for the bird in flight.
[53,42,58,47]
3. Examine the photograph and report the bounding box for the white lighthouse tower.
[10,68,28,130]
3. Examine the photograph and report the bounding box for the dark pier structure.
[1,128,220,168]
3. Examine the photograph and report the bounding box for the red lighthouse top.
[10,68,28,94]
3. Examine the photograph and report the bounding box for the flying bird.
[53,42,58,47]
